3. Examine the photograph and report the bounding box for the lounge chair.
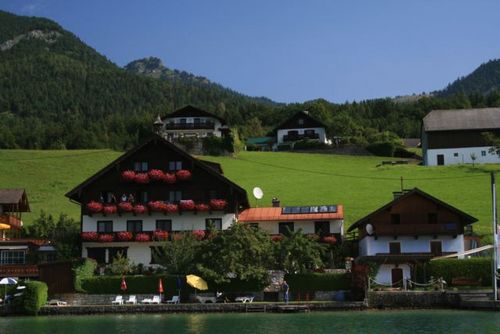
[47,299,68,306]
[111,295,123,305]
[140,297,152,304]
[166,295,180,304]
[151,295,161,304]
[235,296,254,303]
[124,295,137,304]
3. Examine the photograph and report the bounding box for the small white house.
[348,188,477,288]
[422,107,500,166]
[275,111,329,145]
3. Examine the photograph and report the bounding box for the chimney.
[272,197,280,207]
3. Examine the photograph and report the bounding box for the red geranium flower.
[135,233,150,242]
[179,200,195,211]
[133,204,148,215]
[134,173,150,184]
[148,169,164,181]
[118,202,134,212]
[116,231,133,241]
[271,234,284,242]
[209,199,227,211]
[162,173,177,184]
[176,169,192,181]
[102,205,117,215]
[121,170,136,182]
[164,203,178,213]
[153,230,169,241]
[148,201,165,212]
[321,235,337,245]
[81,232,99,241]
[86,201,103,213]
[99,234,114,243]
[192,230,206,240]
[195,203,210,212]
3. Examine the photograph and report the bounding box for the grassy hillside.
[1,150,499,237]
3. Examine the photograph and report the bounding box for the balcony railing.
[373,223,459,236]
[0,214,23,229]
[283,133,320,142]
[0,264,38,277]
[165,122,216,130]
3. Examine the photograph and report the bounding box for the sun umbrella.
[120,276,127,292]
[0,277,17,299]
[158,278,164,294]
[186,274,208,291]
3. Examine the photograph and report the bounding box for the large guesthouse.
[348,188,477,288]
[66,135,249,267]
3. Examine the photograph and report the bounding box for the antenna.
[252,187,263,207]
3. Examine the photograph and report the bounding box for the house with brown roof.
[347,188,477,288]
[422,107,500,165]
[0,189,55,279]
[275,111,330,145]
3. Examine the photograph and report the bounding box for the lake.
[1,310,500,334]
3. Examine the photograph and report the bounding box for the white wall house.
[275,111,330,145]
[349,188,477,287]
[422,107,500,166]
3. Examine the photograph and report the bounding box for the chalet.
[275,111,329,145]
[238,202,343,241]
[347,188,477,288]
[66,135,249,267]
[422,107,500,166]
[0,189,55,279]
[156,105,229,140]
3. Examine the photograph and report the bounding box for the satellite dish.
[253,187,264,200]
[366,224,374,236]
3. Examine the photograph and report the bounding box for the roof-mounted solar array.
[282,205,337,215]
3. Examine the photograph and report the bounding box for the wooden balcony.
[0,264,38,277]
[373,223,459,237]
[283,133,320,142]
[0,214,23,230]
[165,122,215,130]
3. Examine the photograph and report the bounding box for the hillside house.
[275,111,329,146]
[0,189,55,279]
[348,188,477,288]
[422,107,500,165]
[66,135,249,267]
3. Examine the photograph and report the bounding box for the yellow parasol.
[186,274,208,291]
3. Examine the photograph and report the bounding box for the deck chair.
[151,295,161,304]
[125,295,137,304]
[111,295,123,305]
[140,297,152,304]
[166,295,180,304]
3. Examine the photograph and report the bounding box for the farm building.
[422,107,500,166]
[348,188,477,288]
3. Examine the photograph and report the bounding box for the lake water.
[1,310,500,334]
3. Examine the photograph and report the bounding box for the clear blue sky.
[2,0,500,103]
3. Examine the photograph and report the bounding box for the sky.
[2,0,500,103]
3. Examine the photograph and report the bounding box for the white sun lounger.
[111,295,123,305]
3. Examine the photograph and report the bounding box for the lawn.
[1,149,499,237]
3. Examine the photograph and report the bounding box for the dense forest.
[1,10,500,150]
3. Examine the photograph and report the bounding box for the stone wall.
[368,291,460,309]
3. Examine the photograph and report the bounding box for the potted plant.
[195,203,210,212]
[209,199,227,211]
[81,231,99,241]
[148,201,165,212]
[153,230,169,241]
[175,169,192,181]
[86,201,103,213]
[135,233,150,242]
[148,169,164,181]
[98,234,114,243]
[162,172,176,184]
[321,235,337,245]
[102,204,117,215]
[133,204,148,215]
[164,203,178,214]
[118,201,134,212]
[179,199,195,211]
[192,230,206,240]
[116,231,133,242]
[134,172,150,184]
[121,170,136,182]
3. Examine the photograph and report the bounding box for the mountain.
[0,11,276,149]
[439,59,500,96]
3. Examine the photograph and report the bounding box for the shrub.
[366,141,396,157]
[73,258,97,292]
[394,147,415,158]
[293,139,328,150]
[284,273,350,291]
[82,275,182,295]
[16,281,48,315]
[202,136,225,155]
[427,258,491,286]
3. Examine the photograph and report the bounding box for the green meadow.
[1,149,499,236]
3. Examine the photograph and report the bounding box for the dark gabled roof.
[65,134,248,207]
[198,160,224,174]
[423,107,500,132]
[162,105,226,125]
[0,189,30,212]
[347,188,477,232]
[274,111,326,131]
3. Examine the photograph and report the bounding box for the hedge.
[366,141,395,157]
[427,258,491,286]
[14,281,48,315]
[73,258,97,292]
[284,273,350,291]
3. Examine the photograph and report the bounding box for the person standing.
[282,280,289,304]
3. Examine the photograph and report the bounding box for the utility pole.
[492,172,498,301]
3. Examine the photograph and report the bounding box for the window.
[180,118,187,124]
[482,151,487,157]
[137,191,148,203]
[169,161,183,171]
[156,220,172,231]
[87,248,106,264]
[428,213,438,224]
[97,220,113,233]
[206,218,222,230]
[0,250,25,264]
[168,191,182,203]
[389,242,401,254]
[279,222,294,236]
[194,118,201,124]
[430,241,442,256]
[127,220,143,233]
[453,152,459,157]
[391,214,401,225]
[134,161,148,172]
[314,221,330,236]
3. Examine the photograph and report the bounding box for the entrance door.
[437,154,444,166]
[391,267,403,287]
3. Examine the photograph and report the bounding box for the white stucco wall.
[82,211,235,232]
[359,235,464,257]
[375,264,411,287]
[250,219,343,235]
[424,146,500,166]
[277,127,327,144]
[82,241,157,265]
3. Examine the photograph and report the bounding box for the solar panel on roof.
[282,205,338,215]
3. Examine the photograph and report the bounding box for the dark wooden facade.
[275,111,326,131]
[425,129,500,149]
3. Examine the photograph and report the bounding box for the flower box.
[116,231,133,241]
[134,172,150,184]
[321,235,337,245]
[162,173,176,184]
[179,200,195,211]
[118,202,134,212]
[133,204,148,215]
[121,170,136,182]
[102,205,117,215]
[209,199,227,211]
[86,201,103,213]
[148,201,165,212]
[195,203,210,212]
[81,232,99,241]
[99,234,114,243]
[135,233,150,242]
[148,169,164,181]
[192,230,206,240]
[271,234,284,242]
[176,169,192,181]
[153,230,169,241]
[164,203,178,214]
